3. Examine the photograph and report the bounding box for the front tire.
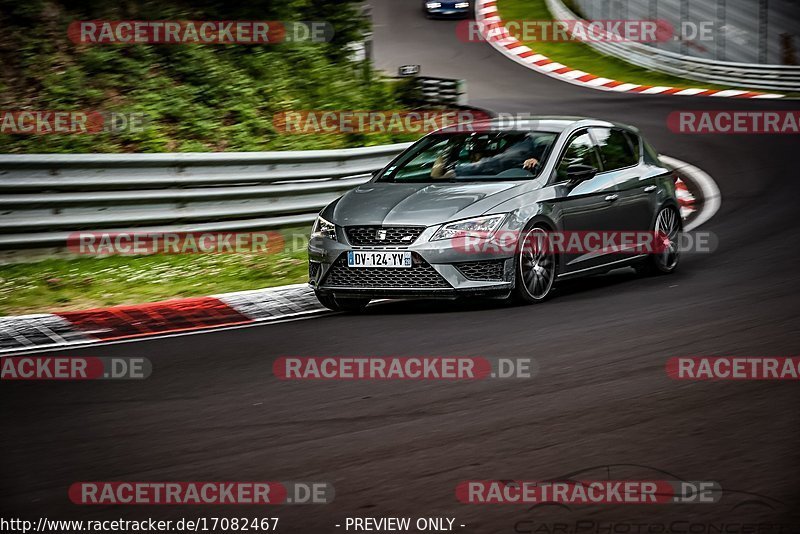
[636,206,681,275]
[512,226,557,303]
[315,292,370,312]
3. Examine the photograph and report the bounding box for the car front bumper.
[308,225,515,299]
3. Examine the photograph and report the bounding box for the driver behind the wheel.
[430,137,469,179]
[453,134,540,177]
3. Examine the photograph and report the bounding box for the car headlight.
[426,2,442,8]
[430,214,507,241]
[311,216,336,240]
[455,2,470,7]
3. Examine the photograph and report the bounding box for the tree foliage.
[0,0,413,152]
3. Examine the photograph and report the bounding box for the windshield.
[379,131,558,183]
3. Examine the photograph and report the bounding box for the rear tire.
[511,226,558,304]
[315,292,370,313]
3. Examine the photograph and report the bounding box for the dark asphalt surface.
[2,2,799,532]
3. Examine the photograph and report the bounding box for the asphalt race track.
[2,1,799,531]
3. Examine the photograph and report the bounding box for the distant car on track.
[422,0,472,18]
[308,117,682,312]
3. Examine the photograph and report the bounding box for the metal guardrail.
[0,143,413,249]
[545,0,800,92]
[571,0,797,67]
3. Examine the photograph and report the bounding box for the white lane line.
[660,155,722,231]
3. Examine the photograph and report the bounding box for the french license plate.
[347,251,412,268]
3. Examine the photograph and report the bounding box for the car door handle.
[643,185,657,192]
[604,194,619,202]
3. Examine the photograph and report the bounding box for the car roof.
[435,115,638,135]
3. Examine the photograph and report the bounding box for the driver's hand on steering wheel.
[431,154,447,178]
[522,158,539,170]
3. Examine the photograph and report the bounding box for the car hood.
[329,181,525,227]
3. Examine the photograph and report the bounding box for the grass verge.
[0,230,311,316]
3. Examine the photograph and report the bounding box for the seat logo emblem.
[376,229,387,240]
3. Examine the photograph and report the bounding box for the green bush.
[0,0,417,152]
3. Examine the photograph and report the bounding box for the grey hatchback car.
[308,117,681,311]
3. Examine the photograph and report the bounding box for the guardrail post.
[717,0,726,61]
[759,0,768,64]
[680,0,689,56]
[457,80,468,106]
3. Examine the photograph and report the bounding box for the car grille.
[454,260,505,281]
[322,254,450,289]
[345,226,425,247]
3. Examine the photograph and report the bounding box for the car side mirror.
[566,164,597,184]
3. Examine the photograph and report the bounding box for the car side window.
[590,128,638,171]
[623,131,641,160]
[556,131,600,181]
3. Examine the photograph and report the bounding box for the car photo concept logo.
[505,465,792,533]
